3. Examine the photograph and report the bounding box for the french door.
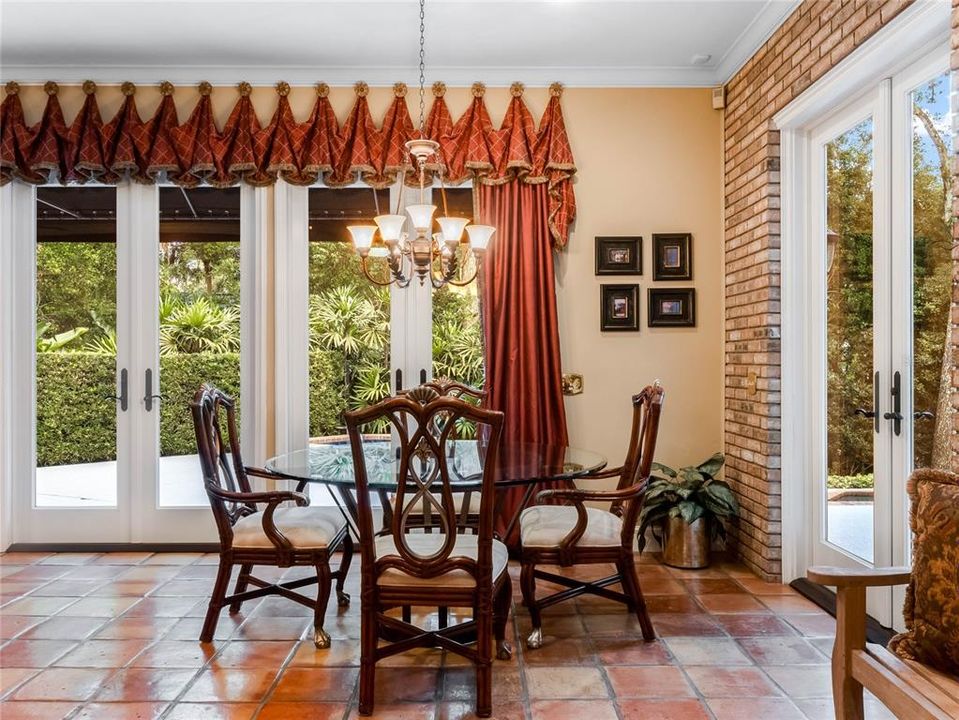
[807,48,951,625]
[11,182,248,544]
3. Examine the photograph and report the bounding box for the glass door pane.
[909,71,953,469]
[824,116,876,563]
[308,187,391,439]
[35,187,118,507]
[431,188,484,388]
[156,187,241,507]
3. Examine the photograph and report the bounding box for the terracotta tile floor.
[0,551,898,719]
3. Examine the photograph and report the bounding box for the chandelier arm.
[360,255,398,287]
[439,167,449,217]
[444,266,479,287]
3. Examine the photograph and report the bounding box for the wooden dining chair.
[345,387,512,718]
[518,382,665,649]
[382,377,488,533]
[191,384,354,648]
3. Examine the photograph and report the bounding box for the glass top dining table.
[264,437,608,539]
[265,437,607,491]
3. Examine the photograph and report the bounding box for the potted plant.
[637,452,738,569]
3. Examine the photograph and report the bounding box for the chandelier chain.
[418,0,426,134]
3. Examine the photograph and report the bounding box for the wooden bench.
[807,567,959,720]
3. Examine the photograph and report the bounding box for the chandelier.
[346,0,495,288]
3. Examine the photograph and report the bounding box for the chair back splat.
[614,382,666,544]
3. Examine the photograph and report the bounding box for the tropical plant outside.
[36,229,483,464]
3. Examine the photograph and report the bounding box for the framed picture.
[601,284,639,331]
[652,233,692,280]
[648,288,696,327]
[595,236,642,275]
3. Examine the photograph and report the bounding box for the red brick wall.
[952,1,959,471]
[723,0,915,580]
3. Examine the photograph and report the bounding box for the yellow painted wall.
[13,83,723,472]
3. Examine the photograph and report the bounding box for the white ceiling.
[0,0,800,87]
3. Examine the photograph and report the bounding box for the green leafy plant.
[827,473,874,490]
[36,322,88,352]
[160,297,239,355]
[637,453,738,551]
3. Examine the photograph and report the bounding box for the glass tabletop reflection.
[264,438,607,491]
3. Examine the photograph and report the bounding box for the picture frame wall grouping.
[594,233,696,330]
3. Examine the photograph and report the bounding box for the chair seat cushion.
[889,468,959,676]
[520,505,622,548]
[232,506,347,549]
[374,533,508,588]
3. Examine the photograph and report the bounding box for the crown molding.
[715,0,802,84]
[0,64,722,89]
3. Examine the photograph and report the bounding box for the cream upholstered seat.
[232,506,348,549]
[519,505,623,548]
[374,533,509,587]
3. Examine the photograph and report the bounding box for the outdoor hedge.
[37,350,346,466]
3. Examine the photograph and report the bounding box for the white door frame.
[777,1,948,591]
[804,85,893,622]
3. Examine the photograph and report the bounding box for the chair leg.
[619,557,655,642]
[200,558,231,643]
[438,606,448,629]
[335,534,353,607]
[520,562,543,649]
[475,593,493,718]
[493,573,513,660]
[358,606,378,716]
[313,561,333,649]
[228,563,253,614]
[402,605,412,624]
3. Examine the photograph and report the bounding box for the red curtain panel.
[479,181,569,544]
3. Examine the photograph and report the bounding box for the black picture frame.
[595,236,642,275]
[648,288,696,327]
[652,233,692,280]
[601,284,639,331]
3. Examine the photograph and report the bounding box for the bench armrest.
[807,566,911,588]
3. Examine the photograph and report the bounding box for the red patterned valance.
[0,79,576,247]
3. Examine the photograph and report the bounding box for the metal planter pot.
[662,515,710,569]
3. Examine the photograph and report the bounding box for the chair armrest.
[579,465,623,480]
[207,486,308,552]
[807,566,911,588]
[206,485,309,508]
[537,485,640,506]
[534,486,642,561]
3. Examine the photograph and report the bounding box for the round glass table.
[265,437,607,540]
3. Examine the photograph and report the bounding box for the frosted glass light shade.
[347,225,377,252]
[374,214,406,242]
[437,217,469,246]
[406,204,436,231]
[466,224,495,251]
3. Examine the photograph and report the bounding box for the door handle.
[882,370,902,436]
[144,368,163,412]
[853,408,876,419]
[914,410,935,421]
[105,368,129,411]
